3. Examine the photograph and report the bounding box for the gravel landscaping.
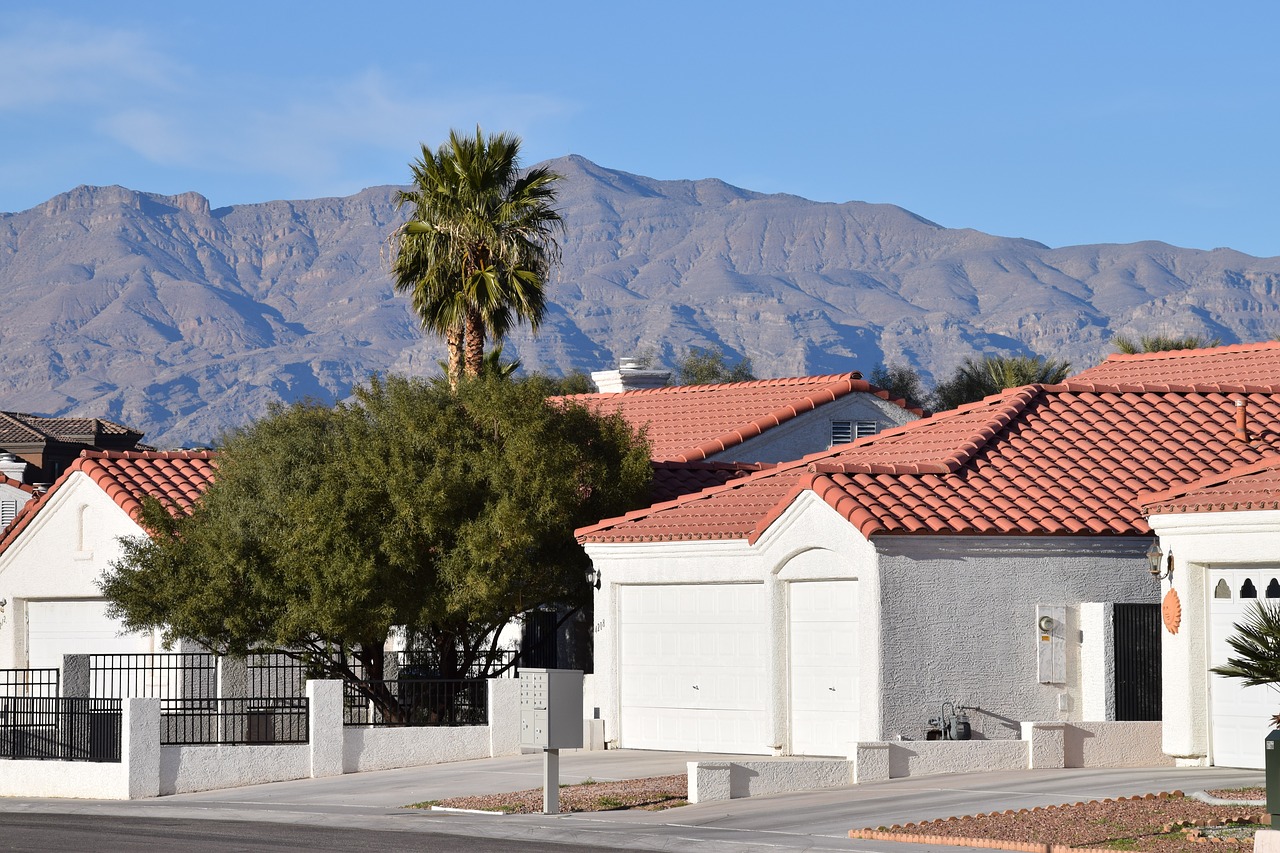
[408,774,688,814]
[850,791,1271,852]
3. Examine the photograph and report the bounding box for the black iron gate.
[1113,603,1161,721]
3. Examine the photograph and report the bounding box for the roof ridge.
[810,386,1039,476]
[1099,340,1280,363]
[1137,452,1280,510]
[80,448,215,460]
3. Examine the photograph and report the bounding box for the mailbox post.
[520,668,584,815]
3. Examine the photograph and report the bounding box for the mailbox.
[1267,729,1280,826]
[520,668,583,750]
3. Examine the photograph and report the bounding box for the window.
[831,420,878,447]
[1241,578,1258,598]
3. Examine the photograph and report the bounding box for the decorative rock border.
[847,791,1270,851]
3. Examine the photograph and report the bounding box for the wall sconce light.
[585,567,601,590]
[1146,541,1173,581]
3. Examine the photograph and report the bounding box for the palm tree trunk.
[464,309,486,377]
[446,323,464,390]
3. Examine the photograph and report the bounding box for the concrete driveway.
[0,751,1264,852]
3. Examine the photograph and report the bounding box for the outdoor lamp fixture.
[585,567,601,590]
[1146,540,1173,581]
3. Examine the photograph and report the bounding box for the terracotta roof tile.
[578,364,1280,544]
[555,373,921,462]
[0,450,215,554]
[649,460,773,503]
[1138,454,1280,514]
[1069,341,1280,387]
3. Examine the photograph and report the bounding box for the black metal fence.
[0,668,59,698]
[0,697,121,762]
[343,679,487,727]
[160,698,310,746]
[89,653,215,701]
[395,649,519,679]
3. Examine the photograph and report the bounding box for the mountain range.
[2,154,1279,447]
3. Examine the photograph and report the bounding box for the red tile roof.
[649,460,773,504]
[1138,454,1280,515]
[1070,341,1280,387]
[0,450,215,554]
[577,380,1280,544]
[556,373,921,463]
[0,412,142,444]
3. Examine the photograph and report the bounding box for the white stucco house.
[0,450,215,670]
[576,342,1280,760]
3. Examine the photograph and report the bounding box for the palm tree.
[933,355,1071,411]
[1210,600,1280,726]
[392,127,563,388]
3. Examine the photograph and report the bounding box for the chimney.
[590,357,672,393]
[1234,398,1252,443]
[0,453,29,484]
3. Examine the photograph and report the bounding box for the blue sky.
[4,2,1280,256]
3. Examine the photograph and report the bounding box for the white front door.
[788,580,858,756]
[1207,568,1280,769]
[26,599,155,670]
[618,584,769,754]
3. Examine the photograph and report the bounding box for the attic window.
[831,420,878,446]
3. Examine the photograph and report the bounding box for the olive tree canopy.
[101,374,651,718]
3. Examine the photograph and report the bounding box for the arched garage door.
[1208,568,1280,769]
[617,584,768,754]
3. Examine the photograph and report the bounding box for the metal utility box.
[520,668,583,750]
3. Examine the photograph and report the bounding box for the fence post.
[217,656,248,743]
[62,654,90,698]
[306,679,344,778]
[487,678,521,757]
[124,697,161,799]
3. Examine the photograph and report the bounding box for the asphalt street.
[0,751,1264,852]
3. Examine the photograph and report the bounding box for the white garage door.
[789,580,858,756]
[26,600,155,670]
[618,584,768,754]
[1208,568,1280,769]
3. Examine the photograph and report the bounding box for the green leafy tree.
[101,374,651,721]
[674,346,756,385]
[933,355,1071,411]
[869,362,931,411]
[1112,334,1220,354]
[392,127,563,388]
[1210,600,1280,726]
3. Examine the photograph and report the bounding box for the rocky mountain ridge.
[2,154,1278,446]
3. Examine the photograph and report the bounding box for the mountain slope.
[2,155,1278,446]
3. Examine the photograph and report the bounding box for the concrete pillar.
[124,697,161,799]
[487,678,521,756]
[217,656,248,699]
[306,679,344,778]
[688,761,732,803]
[1162,557,1209,760]
[765,574,787,755]
[1079,603,1115,720]
[61,654,90,698]
[852,742,890,782]
[1023,721,1066,769]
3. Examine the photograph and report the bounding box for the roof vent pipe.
[1234,398,1251,443]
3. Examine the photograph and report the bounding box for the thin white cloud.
[98,67,576,190]
[0,16,180,110]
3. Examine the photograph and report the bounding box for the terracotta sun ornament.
[1162,588,1181,635]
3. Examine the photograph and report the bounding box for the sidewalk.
[0,751,1264,852]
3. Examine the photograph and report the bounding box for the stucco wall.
[343,726,491,773]
[160,744,310,795]
[706,393,917,466]
[0,473,156,668]
[874,536,1154,741]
